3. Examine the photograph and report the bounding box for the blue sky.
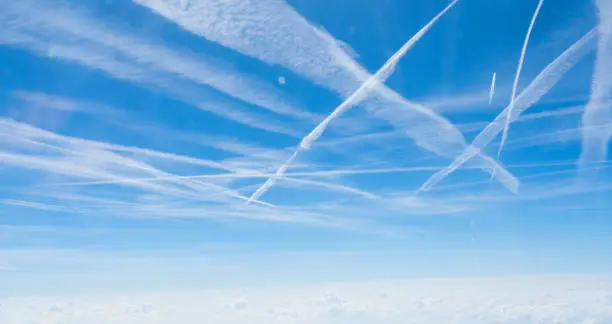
[1,0,612,299]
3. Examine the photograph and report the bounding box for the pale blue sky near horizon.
[1,0,611,297]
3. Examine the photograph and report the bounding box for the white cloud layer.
[1,276,611,324]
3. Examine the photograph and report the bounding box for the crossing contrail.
[419,28,598,192]
[246,0,460,204]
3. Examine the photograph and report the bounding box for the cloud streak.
[10,91,123,118]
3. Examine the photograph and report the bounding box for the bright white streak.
[499,0,545,157]
[420,28,598,192]
[489,72,497,105]
[247,0,460,203]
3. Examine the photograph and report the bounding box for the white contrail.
[488,72,498,182]
[498,0,545,157]
[246,0,460,203]
[579,0,612,176]
[419,28,598,192]
[489,72,497,105]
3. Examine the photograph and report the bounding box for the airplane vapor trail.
[419,28,598,192]
[246,0,460,203]
[498,0,545,157]
[489,72,497,105]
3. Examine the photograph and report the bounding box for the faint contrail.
[489,72,497,105]
[246,0,460,203]
[43,159,601,187]
[419,28,598,192]
[498,0,545,158]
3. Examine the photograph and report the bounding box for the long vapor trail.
[43,160,599,188]
[498,0,545,157]
[419,28,598,192]
[246,0,460,203]
[579,0,612,176]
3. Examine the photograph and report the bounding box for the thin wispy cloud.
[418,90,491,113]
[0,199,80,213]
[10,90,123,117]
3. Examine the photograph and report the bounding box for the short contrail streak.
[489,72,497,105]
